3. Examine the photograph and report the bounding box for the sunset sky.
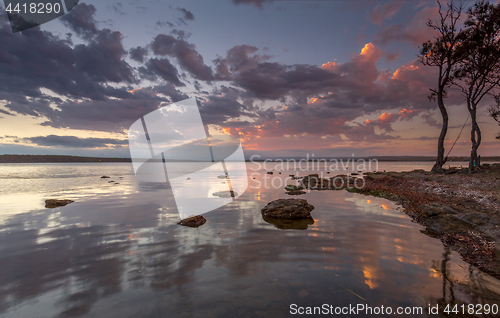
[0,0,499,158]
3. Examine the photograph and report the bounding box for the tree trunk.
[432,92,449,173]
[468,101,481,172]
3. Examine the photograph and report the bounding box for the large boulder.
[261,199,314,219]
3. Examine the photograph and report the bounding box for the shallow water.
[0,162,499,317]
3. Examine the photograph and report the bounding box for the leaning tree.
[419,0,465,173]
[490,95,500,139]
[454,0,500,171]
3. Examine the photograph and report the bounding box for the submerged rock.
[45,199,74,208]
[285,184,304,192]
[261,198,314,219]
[286,190,307,195]
[177,215,207,228]
[262,214,314,230]
[212,190,237,198]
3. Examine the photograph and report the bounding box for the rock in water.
[286,190,307,195]
[212,190,237,198]
[284,184,304,191]
[45,199,74,208]
[261,199,314,219]
[262,215,314,230]
[177,215,207,228]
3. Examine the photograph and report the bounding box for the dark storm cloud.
[139,58,183,86]
[129,46,148,63]
[214,45,271,80]
[152,84,189,102]
[42,98,164,132]
[232,62,343,100]
[151,34,214,81]
[61,3,135,84]
[193,81,202,91]
[0,1,453,144]
[199,86,257,125]
[0,4,169,132]
[40,84,191,133]
[24,135,128,148]
[73,29,135,84]
[0,3,137,114]
[210,40,460,142]
[60,3,99,40]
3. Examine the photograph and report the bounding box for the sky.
[0,0,499,158]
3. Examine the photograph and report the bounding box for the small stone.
[212,190,237,198]
[286,191,307,195]
[285,184,304,192]
[45,199,74,208]
[177,215,207,228]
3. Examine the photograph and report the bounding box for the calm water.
[0,162,499,317]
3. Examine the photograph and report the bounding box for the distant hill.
[0,154,498,163]
[0,155,131,163]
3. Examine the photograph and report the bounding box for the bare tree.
[420,0,465,173]
[454,0,500,172]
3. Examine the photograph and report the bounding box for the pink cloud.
[322,43,383,84]
[385,51,401,62]
[215,41,467,152]
[366,1,405,26]
[373,6,440,47]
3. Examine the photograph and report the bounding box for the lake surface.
[0,162,499,317]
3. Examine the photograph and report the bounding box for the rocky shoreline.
[298,164,500,277]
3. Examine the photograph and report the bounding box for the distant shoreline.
[0,154,499,163]
[0,155,131,163]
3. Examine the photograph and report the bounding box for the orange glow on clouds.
[128,87,144,94]
[321,62,336,70]
[308,97,319,104]
[392,64,419,79]
[398,108,416,119]
[378,112,392,121]
[360,43,376,56]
